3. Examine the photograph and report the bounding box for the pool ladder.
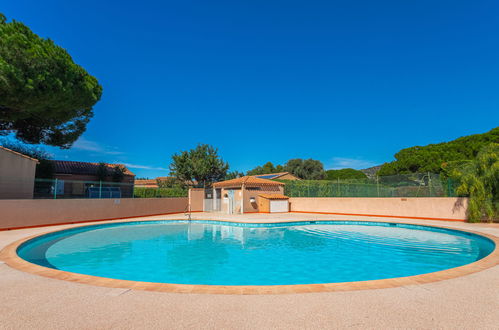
[184,204,191,221]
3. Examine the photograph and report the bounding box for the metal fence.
[32,178,133,199]
[281,173,458,198]
[0,173,456,199]
[31,179,187,199]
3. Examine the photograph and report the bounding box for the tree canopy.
[325,168,367,181]
[225,170,245,180]
[169,144,229,187]
[0,13,102,148]
[246,162,284,175]
[378,127,499,176]
[285,158,325,180]
[246,159,325,179]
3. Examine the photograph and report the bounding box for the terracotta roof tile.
[258,193,289,200]
[213,176,285,188]
[135,179,158,187]
[52,160,135,176]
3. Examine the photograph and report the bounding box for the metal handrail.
[184,204,191,221]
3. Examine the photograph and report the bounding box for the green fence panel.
[281,173,457,198]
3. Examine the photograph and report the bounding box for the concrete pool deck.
[0,212,498,329]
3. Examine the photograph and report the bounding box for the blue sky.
[3,0,498,178]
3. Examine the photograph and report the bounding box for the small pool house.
[210,176,288,214]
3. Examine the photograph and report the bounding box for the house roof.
[252,172,299,180]
[52,160,135,176]
[258,193,289,200]
[213,176,285,188]
[135,179,158,186]
[156,176,199,186]
[0,146,39,163]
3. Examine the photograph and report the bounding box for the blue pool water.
[17,220,494,285]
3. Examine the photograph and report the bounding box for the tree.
[0,139,54,178]
[246,166,265,176]
[285,158,324,180]
[225,171,245,180]
[169,144,229,187]
[246,162,284,175]
[0,13,102,148]
[157,176,182,188]
[325,168,367,181]
[449,143,499,222]
[96,162,108,181]
[378,127,499,176]
[111,165,126,182]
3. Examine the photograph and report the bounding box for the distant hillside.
[378,127,499,176]
[360,165,382,179]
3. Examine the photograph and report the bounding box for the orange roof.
[213,176,285,188]
[135,179,158,187]
[156,176,198,186]
[258,193,289,200]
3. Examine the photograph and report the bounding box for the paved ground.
[0,213,498,329]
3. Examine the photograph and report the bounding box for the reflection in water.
[165,239,229,281]
[18,221,495,285]
[187,224,285,247]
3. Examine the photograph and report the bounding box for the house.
[0,146,39,199]
[211,176,288,214]
[157,176,199,187]
[251,172,300,181]
[136,176,197,188]
[135,179,158,188]
[47,161,135,198]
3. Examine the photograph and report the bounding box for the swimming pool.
[17,220,495,286]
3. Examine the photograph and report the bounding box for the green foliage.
[169,144,229,187]
[378,127,499,176]
[450,144,499,222]
[95,163,127,182]
[246,162,284,175]
[134,187,188,198]
[0,14,102,147]
[96,162,108,181]
[225,171,245,180]
[325,168,367,181]
[246,158,326,179]
[285,158,325,180]
[111,165,126,182]
[157,176,180,188]
[0,139,54,178]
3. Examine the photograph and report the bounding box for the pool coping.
[1,218,498,295]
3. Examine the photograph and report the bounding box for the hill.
[360,165,382,179]
[378,127,499,176]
